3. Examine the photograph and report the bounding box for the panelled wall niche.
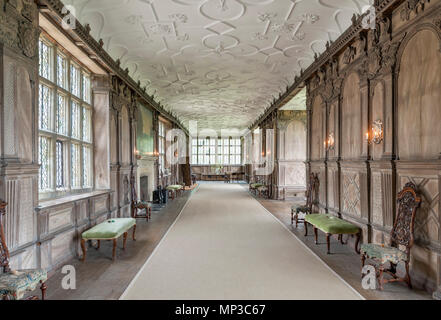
[307,0,441,295]
[0,0,185,273]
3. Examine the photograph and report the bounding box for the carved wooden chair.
[257,175,270,199]
[130,168,152,221]
[291,173,319,227]
[249,174,266,196]
[361,182,421,290]
[0,201,48,300]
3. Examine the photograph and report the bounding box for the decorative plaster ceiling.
[62,0,371,132]
[280,87,306,110]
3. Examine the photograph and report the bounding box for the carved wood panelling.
[372,172,384,225]
[3,59,17,157]
[341,72,362,159]
[397,29,441,160]
[342,170,361,217]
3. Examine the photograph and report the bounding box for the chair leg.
[132,224,137,241]
[112,239,117,261]
[80,239,86,262]
[354,232,361,254]
[326,233,331,254]
[123,232,128,250]
[314,227,318,244]
[405,261,412,289]
[304,221,308,236]
[361,254,366,278]
[40,281,47,300]
[378,264,385,290]
[96,240,100,250]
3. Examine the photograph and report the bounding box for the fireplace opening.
[140,176,149,202]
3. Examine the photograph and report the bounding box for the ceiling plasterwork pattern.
[62,0,371,132]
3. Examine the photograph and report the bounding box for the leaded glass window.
[39,136,50,190]
[82,74,91,103]
[39,40,52,80]
[83,146,92,188]
[39,84,52,131]
[71,143,81,188]
[56,141,64,188]
[159,121,166,173]
[38,35,94,198]
[56,94,67,135]
[70,64,80,97]
[82,107,91,142]
[57,54,67,89]
[191,137,242,165]
[71,101,81,139]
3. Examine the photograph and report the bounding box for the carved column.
[0,0,40,269]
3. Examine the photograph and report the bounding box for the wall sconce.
[324,132,335,151]
[134,148,141,160]
[366,120,384,145]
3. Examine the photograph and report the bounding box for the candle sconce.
[324,132,335,151]
[366,120,384,145]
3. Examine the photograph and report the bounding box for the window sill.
[37,189,112,210]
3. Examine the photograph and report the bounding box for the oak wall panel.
[398,30,441,160]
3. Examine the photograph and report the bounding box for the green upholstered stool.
[81,218,136,261]
[304,214,361,254]
[166,185,184,199]
[0,269,47,300]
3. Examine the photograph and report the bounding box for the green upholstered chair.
[0,201,47,300]
[361,182,421,290]
[291,173,319,227]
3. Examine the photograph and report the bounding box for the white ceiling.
[62,0,371,132]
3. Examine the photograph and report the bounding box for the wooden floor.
[33,189,194,300]
[29,182,431,300]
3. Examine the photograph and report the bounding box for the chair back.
[391,182,421,250]
[306,173,320,212]
[0,201,10,273]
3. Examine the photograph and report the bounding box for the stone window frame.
[38,34,94,200]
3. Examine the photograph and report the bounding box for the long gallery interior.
[0,0,441,301]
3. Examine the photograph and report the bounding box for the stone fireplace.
[136,155,157,202]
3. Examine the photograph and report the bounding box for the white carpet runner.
[121,183,362,300]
